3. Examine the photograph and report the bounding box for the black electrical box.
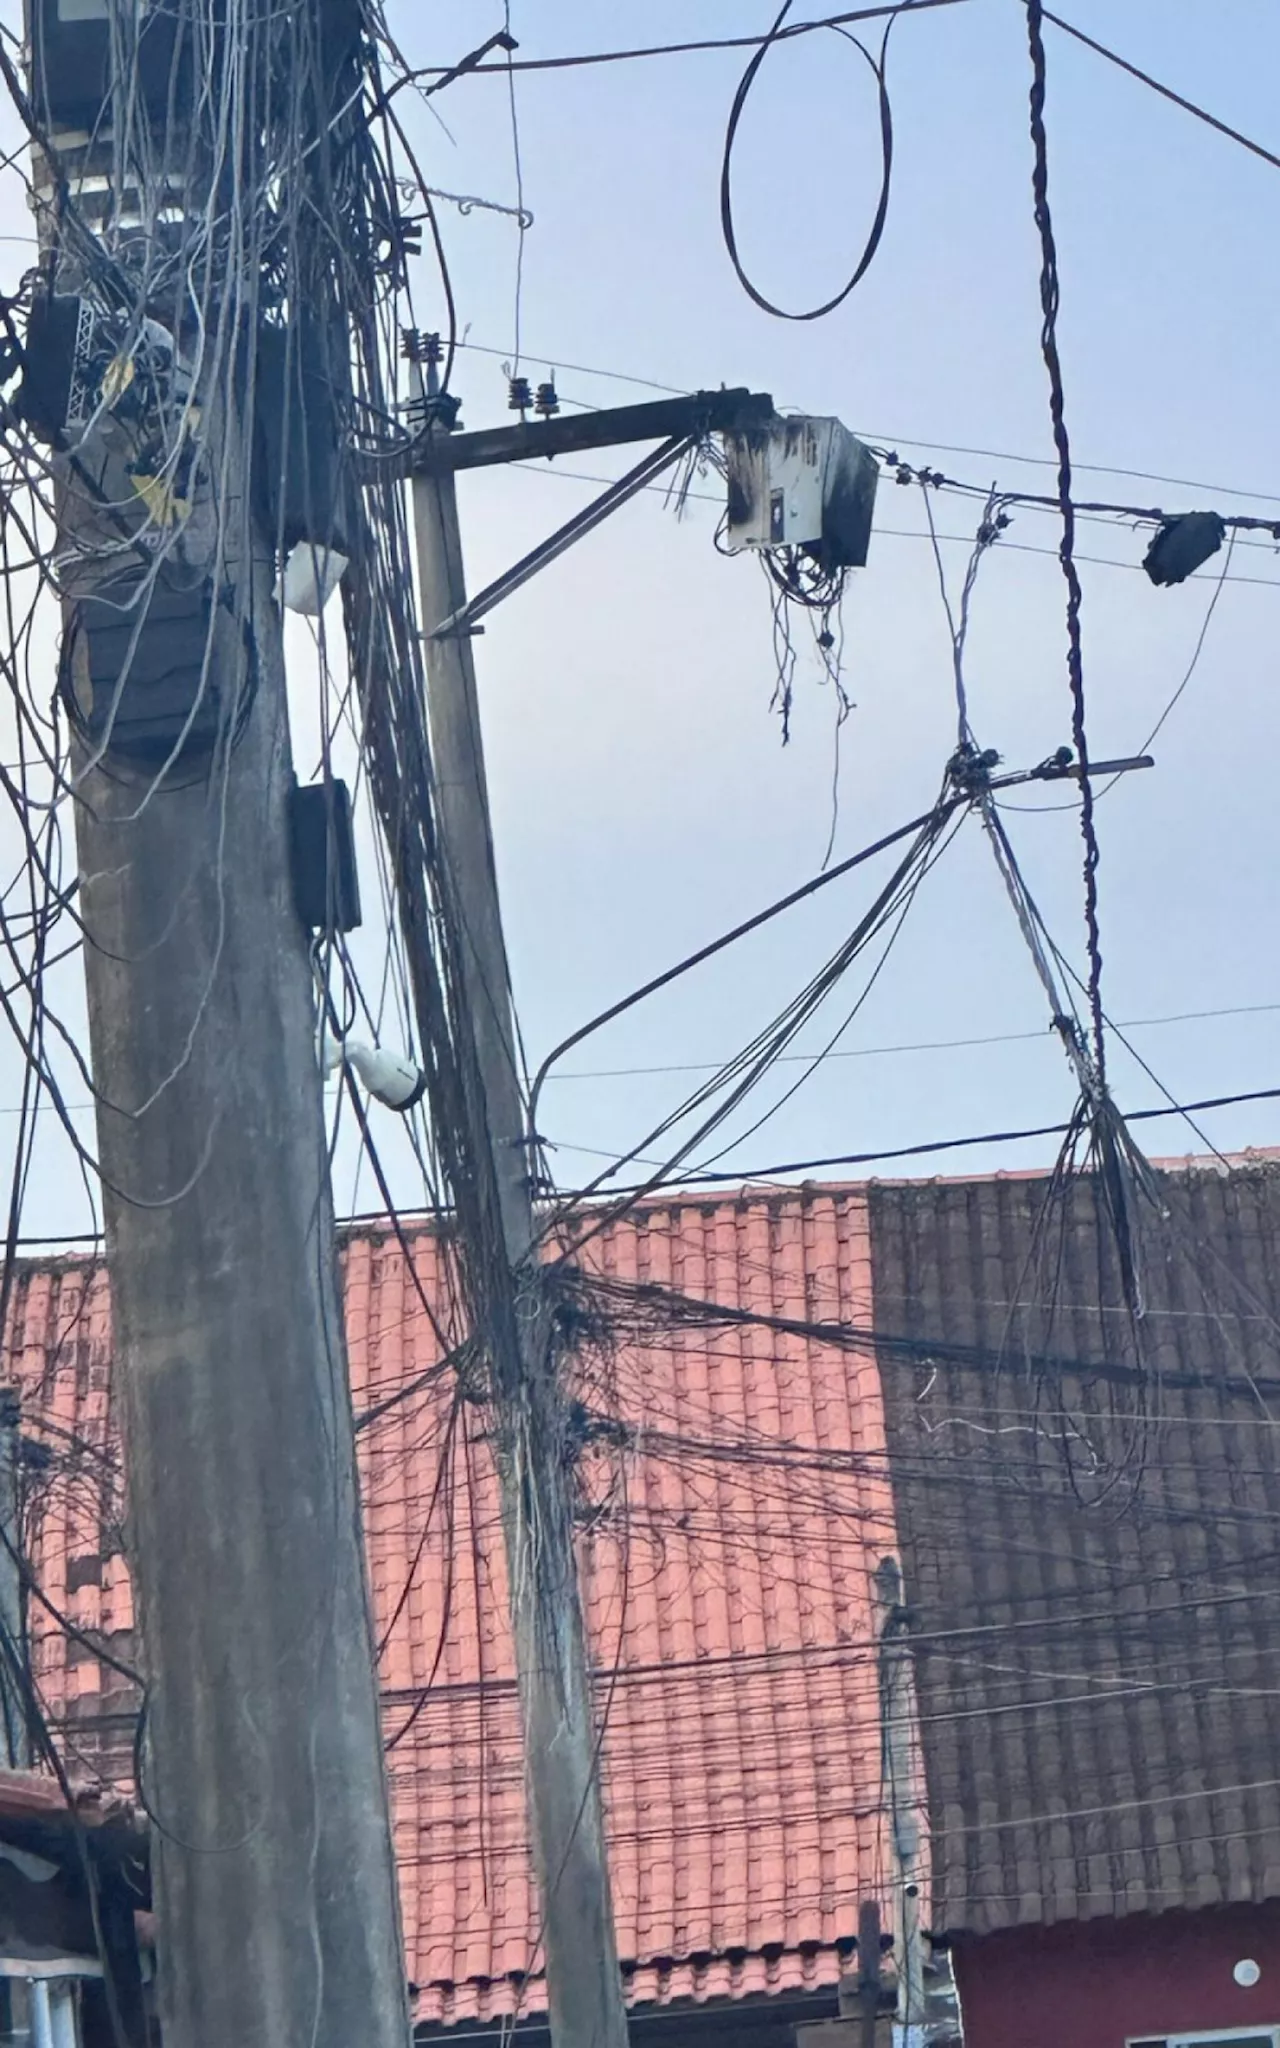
[13,292,91,445]
[255,318,347,556]
[62,567,232,769]
[29,0,188,138]
[317,0,364,82]
[289,779,362,934]
[17,288,191,458]
[29,0,361,139]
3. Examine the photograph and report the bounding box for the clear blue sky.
[3,1,1279,1233]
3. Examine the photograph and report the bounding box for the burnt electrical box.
[724,416,879,570]
[289,779,362,935]
[61,567,236,769]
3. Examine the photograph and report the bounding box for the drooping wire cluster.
[0,0,544,1261]
[0,0,501,1875]
[0,15,629,1993]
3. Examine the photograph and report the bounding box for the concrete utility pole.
[23,4,410,2041]
[72,488,409,2048]
[410,362,630,2048]
[400,368,769,2048]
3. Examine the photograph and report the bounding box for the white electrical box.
[724,415,879,569]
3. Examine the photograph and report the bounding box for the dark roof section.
[867,1157,1280,1937]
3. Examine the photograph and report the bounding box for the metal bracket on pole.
[410,386,773,475]
[968,749,1155,797]
[427,433,699,640]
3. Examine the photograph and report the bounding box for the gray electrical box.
[724,415,879,570]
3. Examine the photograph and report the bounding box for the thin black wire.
[885,449,1280,539]
[1006,523,1242,820]
[1132,527,1239,758]
[399,2,970,82]
[679,807,967,1176]
[528,792,965,1135]
[454,333,1280,507]
[555,1084,1280,1197]
[918,477,1153,1342]
[12,1064,1277,1253]
[503,1,526,376]
[15,1075,1279,1252]
[1043,6,1280,176]
[539,1002,1280,1085]
[546,802,960,1241]
[506,449,1280,586]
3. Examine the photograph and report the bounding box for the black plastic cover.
[289,779,362,934]
[13,292,84,444]
[1143,511,1226,587]
[29,0,187,137]
[29,0,363,141]
[64,567,228,767]
[255,318,348,556]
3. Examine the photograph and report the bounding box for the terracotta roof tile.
[6,1190,897,2023]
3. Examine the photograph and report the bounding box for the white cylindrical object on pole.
[49,1981,78,2048]
[346,1041,426,1111]
[29,1980,54,2048]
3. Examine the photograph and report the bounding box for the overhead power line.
[404,0,1280,196]
[410,3,1280,181]
[503,460,1280,590]
[404,2,971,82]
[451,339,1280,511]
[11,1078,1278,1253]
[560,1085,1280,1196]
[1043,7,1280,176]
[545,1001,1280,1084]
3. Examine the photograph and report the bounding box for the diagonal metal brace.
[426,433,700,640]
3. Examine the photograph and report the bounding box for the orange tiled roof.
[6,1188,906,2024]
